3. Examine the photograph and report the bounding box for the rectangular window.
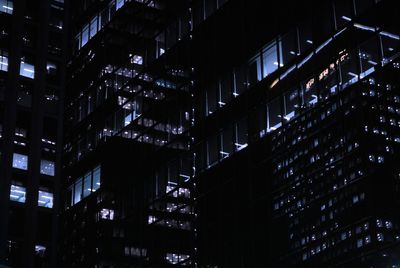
[92,165,101,191]
[206,84,217,115]
[38,191,53,208]
[233,65,247,96]
[66,185,73,208]
[220,71,233,103]
[283,88,300,121]
[339,50,358,89]
[90,16,98,38]
[248,54,262,86]
[81,24,89,47]
[74,179,82,204]
[0,50,8,72]
[12,153,28,170]
[279,30,298,67]
[221,126,234,158]
[235,118,248,151]
[83,171,92,198]
[359,36,379,78]
[40,160,55,176]
[20,61,35,79]
[0,0,13,14]
[10,184,26,203]
[262,41,278,78]
[132,55,143,65]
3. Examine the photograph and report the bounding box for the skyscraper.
[0,0,65,267]
[191,0,400,267]
[3,0,400,267]
[61,0,195,266]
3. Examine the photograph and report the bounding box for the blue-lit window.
[40,160,55,176]
[10,184,26,203]
[262,41,278,78]
[20,61,35,79]
[74,179,82,204]
[132,55,143,65]
[90,17,98,38]
[83,172,92,198]
[93,165,101,191]
[12,153,28,170]
[68,165,101,207]
[38,190,53,208]
[116,0,124,10]
[81,24,89,47]
[0,0,13,14]
[0,50,8,71]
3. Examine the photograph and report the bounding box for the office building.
[61,0,195,266]
[191,0,400,267]
[0,0,65,267]
[20,0,400,267]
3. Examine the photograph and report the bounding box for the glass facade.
[67,165,101,207]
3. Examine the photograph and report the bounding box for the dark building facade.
[191,0,400,267]
[0,0,65,267]
[61,0,195,266]
[59,0,400,267]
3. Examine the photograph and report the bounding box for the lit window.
[262,41,278,78]
[92,165,101,191]
[83,171,92,198]
[20,61,35,79]
[0,0,13,14]
[89,16,98,38]
[40,160,55,176]
[116,0,125,10]
[357,238,363,248]
[74,179,82,204]
[165,253,190,265]
[12,153,28,170]
[38,190,53,208]
[99,208,114,220]
[46,62,57,75]
[35,245,46,257]
[132,55,143,65]
[0,49,8,71]
[377,233,384,242]
[10,184,26,203]
[81,24,89,47]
